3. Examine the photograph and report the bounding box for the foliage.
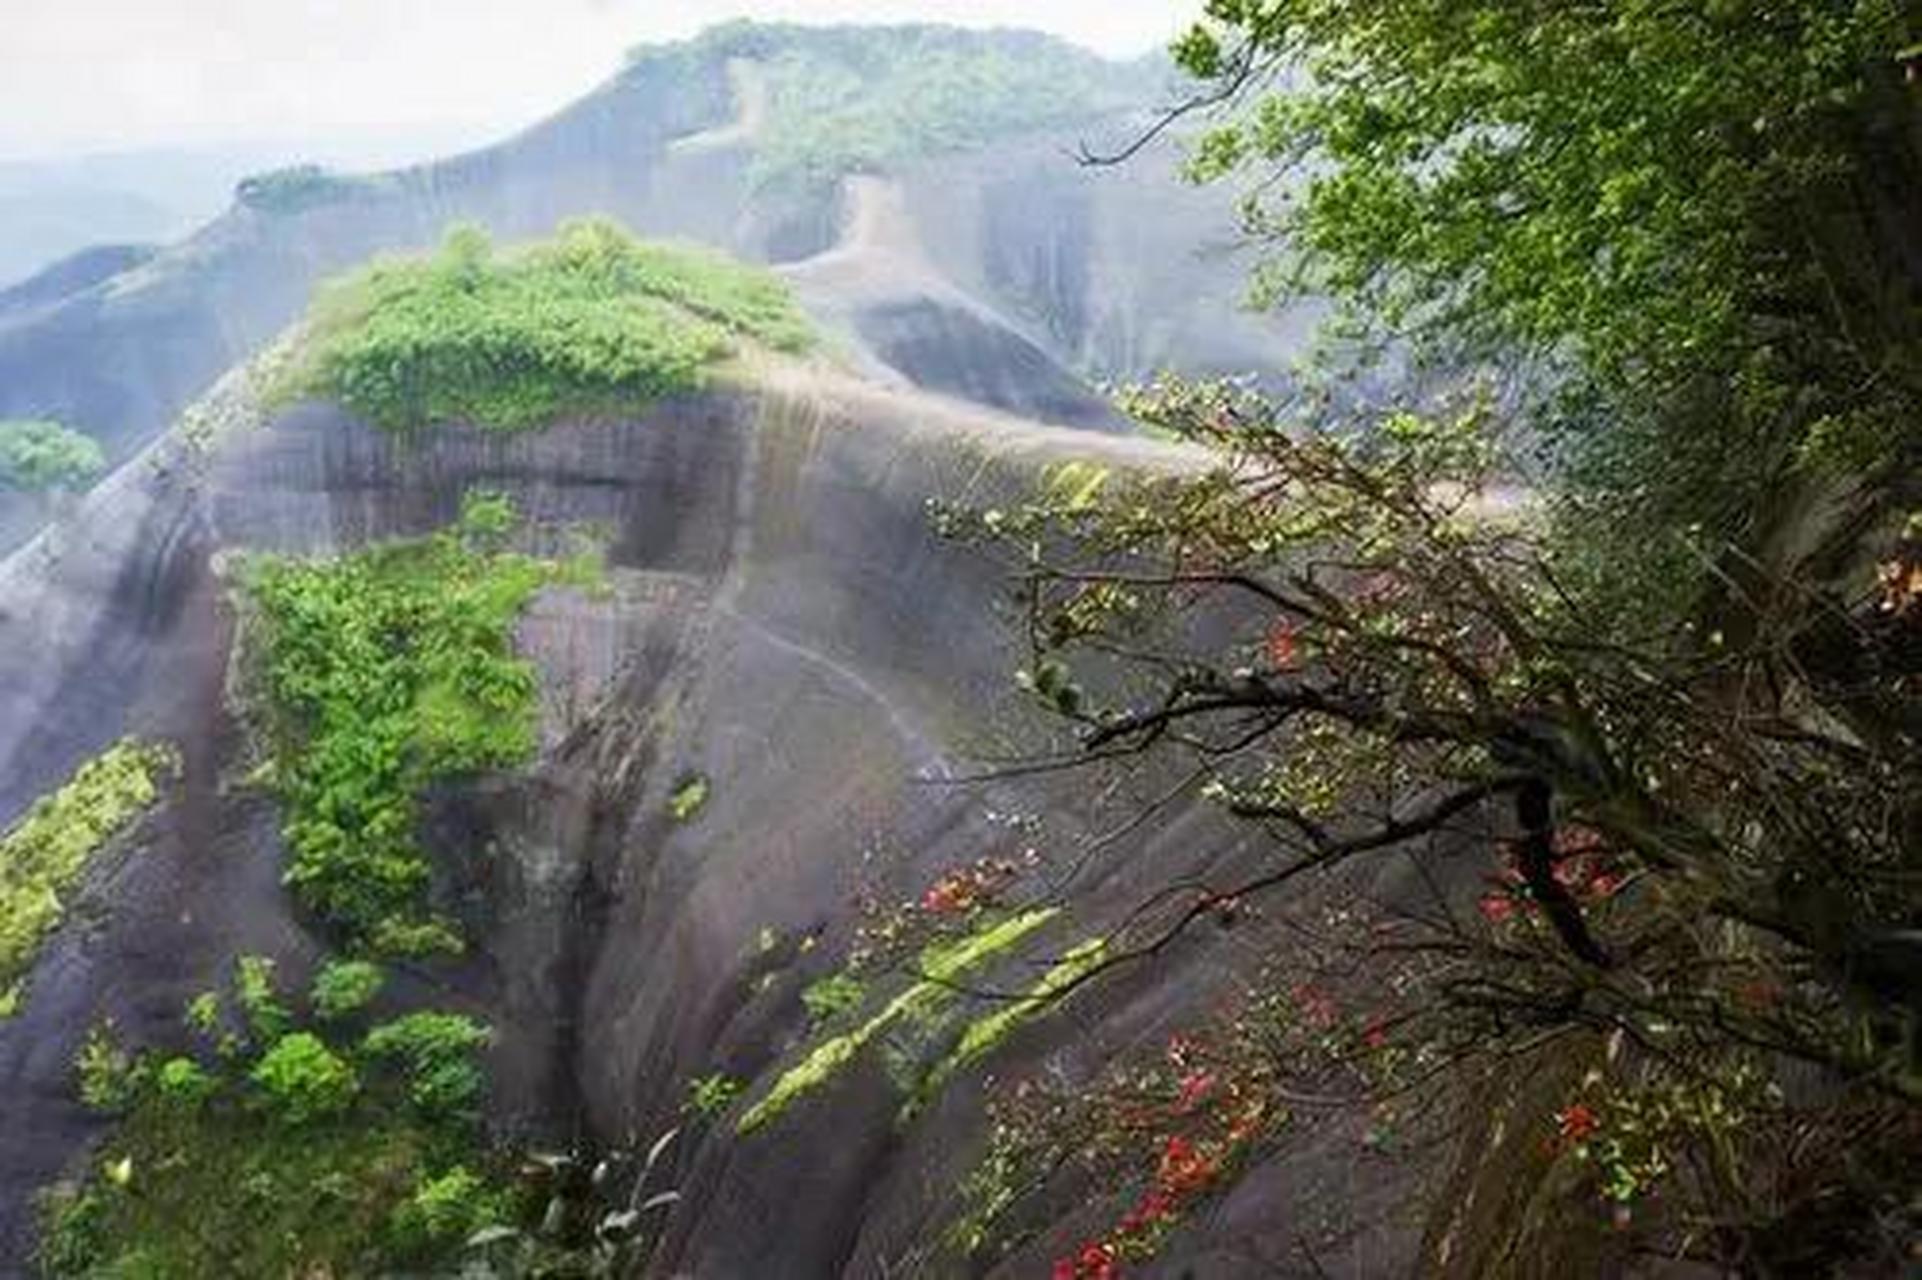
[274,219,811,432]
[627,22,1152,196]
[458,1136,682,1279]
[737,908,1058,1133]
[1174,0,1922,592]
[250,1032,358,1124]
[666,775,709,823]
[41,978,514,1278]
[942,373,1922,1270]
[363,1012,492,1117]
[738,24,1145,195]
[922,938,1106,1102]
[684,1073,744,1118]
[235,164,376,215]
[234,954,291,1041]
[800,972,866,1026]
[75,1023,139,1114]
[242,496,580,944]
[0,419,105,494]
[952,986,1290,1270]
[0,739,173,1017]
[387,1165,507,1254]
[310,958,385,1022]
[152,1057,217,1108]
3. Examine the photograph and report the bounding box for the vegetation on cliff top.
[0,739,175,1018]
[241,492,596,948]
[632,21,1154,195]
[275,219,812,432]
[235,164,383,216]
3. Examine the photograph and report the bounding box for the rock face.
[0,25,1302,556]
[0,352,1419,1276]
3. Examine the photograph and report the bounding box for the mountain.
[0,133,500,288]
[0,24,1396,1278]
[0,22,1313,556]
[0,230,1417,1274]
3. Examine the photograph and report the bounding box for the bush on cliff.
[277,218,811,432]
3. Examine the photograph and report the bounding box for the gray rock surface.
[0,354,1423,1276]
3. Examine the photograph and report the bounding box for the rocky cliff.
[0,327,1420,1275]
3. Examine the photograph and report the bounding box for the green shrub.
[363,1013,491,1117]
[387,1166,506,1254]
[686,1073,744,1117]
[275,219,811,433]
[801,972,865,1025]
[183,991,222,1038]
[75,1024,139,1114]
[0,419,105,493]
[667,775,709,823]
[235,954,291,1041]
[250,1032,357,1125]
[153,1057,217,1108]
[0,740,174,1016]
[456,487,517,547]
[243,500,571,943]
[367,916,466,959]
[311,959,385,1022]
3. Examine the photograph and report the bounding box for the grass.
[273,218,812,433]
[241,493,598,948]
[39,978,505,1279]
[913,937,1106,1112]
[0,740,175,1017]
[736,908,1058,1133]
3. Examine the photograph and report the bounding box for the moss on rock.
[0,739,176,1017]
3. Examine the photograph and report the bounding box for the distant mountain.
[0,130,501,287]
[0,22,1311,554]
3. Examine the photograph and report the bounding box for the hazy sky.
[0,1,1188,161]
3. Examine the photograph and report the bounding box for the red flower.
[1552,855,1589,889]
[1118,1188,1174,1236]
[1175,1070,1216,1114]
[921,876,973,915]
[1265,620,1301,671]
[1055,1241,1119,1280]
[1158,1135,1220,1194]
[1551,824,1606,856]
[1477,892,1516,924]
[1291,983,1338,1027]
[1556,1102,1601,1143]
[1587,871,1623,899]
[1362,1019,1389,1050]
[1079,1242,1118,1279]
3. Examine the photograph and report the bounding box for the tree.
[1159,1,1922,607]
[0,419,104,494]
[942,374,1922,1272]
